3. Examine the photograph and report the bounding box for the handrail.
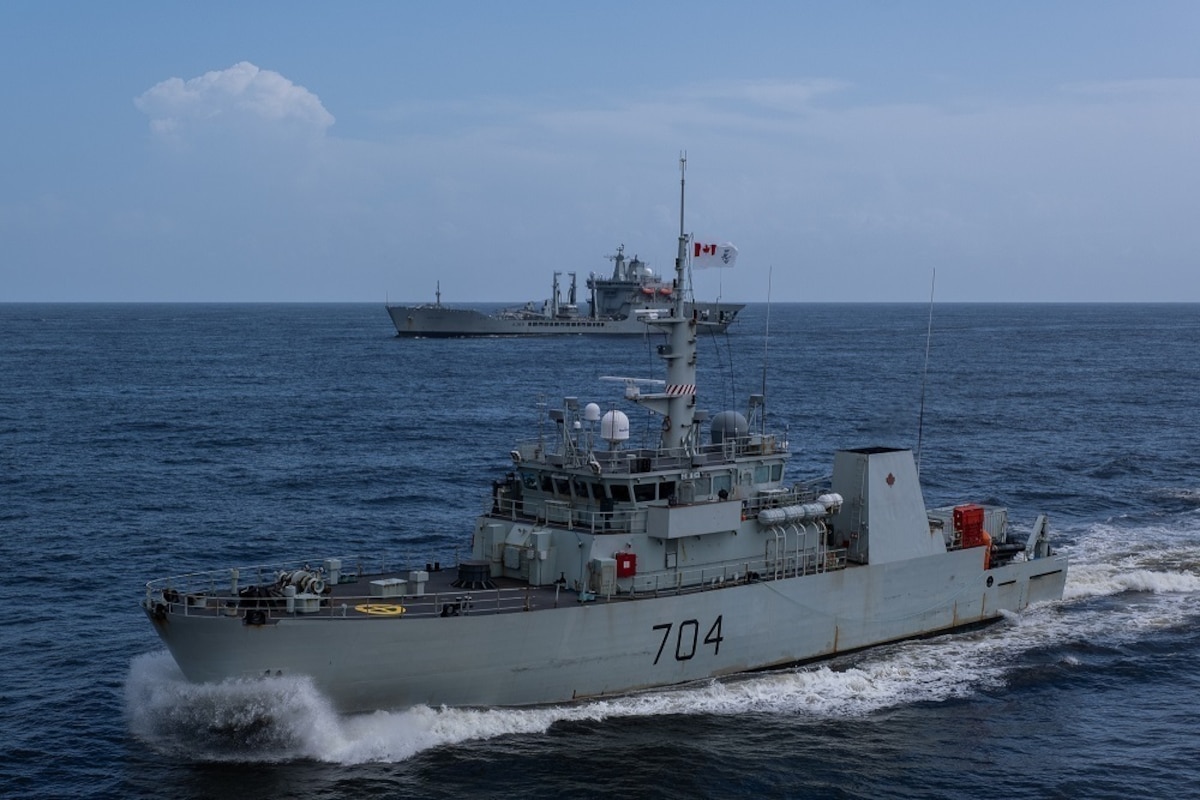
[144,547,850,620]
[621,548,847,598]
[144,556,398,606]
[147,584,538,620]
[489,486,822,534]
[511,432,788,473]
[487,497,651,535]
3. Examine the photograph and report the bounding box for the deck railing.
[145,547,850,622]
[490,485,823,535]
[620,548,847,598]
[144,561,547,620]
[511,433,785,474]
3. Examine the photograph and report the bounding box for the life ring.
[355,603,406,616]
[662,416,672,431]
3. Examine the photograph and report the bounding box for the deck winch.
[277,569,326,595]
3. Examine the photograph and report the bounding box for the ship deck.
[146,549,850,624]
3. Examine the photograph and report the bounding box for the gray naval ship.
[143,159,1068,713]
[385,246,744,337]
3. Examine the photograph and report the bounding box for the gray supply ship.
[143,159,1068,713]
[386,247,744,337]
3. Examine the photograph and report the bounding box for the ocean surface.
[2,302,1198,799]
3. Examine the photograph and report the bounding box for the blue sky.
[3,1,1198,302]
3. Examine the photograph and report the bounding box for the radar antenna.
[600,375,666,400]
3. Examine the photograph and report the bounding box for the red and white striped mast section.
[635,153,700,453]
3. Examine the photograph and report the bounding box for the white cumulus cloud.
[135,61,334,136]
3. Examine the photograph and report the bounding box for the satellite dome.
[600,410,630,445]
[583,402,602,422]
[710,411,749,445]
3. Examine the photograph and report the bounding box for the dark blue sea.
[2,303,1198,799]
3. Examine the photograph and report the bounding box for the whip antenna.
[760,265,772,432]
[915,268,936,475]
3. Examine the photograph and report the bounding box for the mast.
[633,153,699,453]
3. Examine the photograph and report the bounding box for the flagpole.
[678,151,686,245]
[679,152,690,304]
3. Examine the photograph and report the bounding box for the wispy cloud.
[682,78,851,112]
[1058,77,1200,98]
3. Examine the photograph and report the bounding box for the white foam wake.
[1062,516,1200,600]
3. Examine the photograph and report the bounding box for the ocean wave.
[1064,564,1200,600]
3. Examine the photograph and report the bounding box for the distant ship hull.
[146,547,1065,713]
[386,300,743,337]
[388,244,743,337]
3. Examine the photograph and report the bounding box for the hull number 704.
[652,616,724,665]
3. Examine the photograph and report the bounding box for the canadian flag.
[692,241,738,268]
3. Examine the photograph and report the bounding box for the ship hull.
[146,549,1066,713]
[385,301,743,337]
